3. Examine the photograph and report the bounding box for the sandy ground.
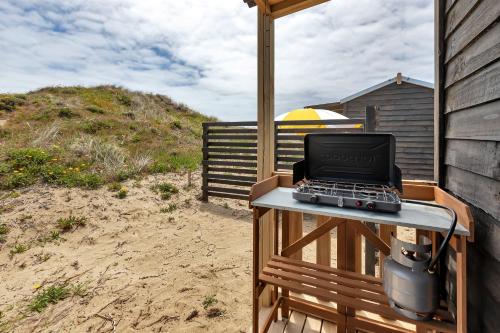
[0,171,414,332]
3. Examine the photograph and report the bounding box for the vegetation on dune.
[151,182,179,200]
[0,85,215,190]
[28,283,86,313]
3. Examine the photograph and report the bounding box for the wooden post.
[316,215,331,266]
[365,105,376,132]
[379,224,396,276]
[434,0,445,185]
[257,7,275,306]
[364,223,377,276]
[201,123,208,202]
[288,212,303,260]
[456,236,467,333]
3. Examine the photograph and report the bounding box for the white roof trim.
[339,76,434,104]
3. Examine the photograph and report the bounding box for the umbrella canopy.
[275,108,361,130]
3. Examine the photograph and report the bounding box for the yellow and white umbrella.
[275,108,361,129]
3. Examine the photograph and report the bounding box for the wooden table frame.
[249,174,474,333]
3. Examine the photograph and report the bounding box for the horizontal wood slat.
[206,134,258,140]
[204,173,257,182]
[202,186,250,195]
[445,20,500,88]
[206,191,248,200]
[207,128,257,134]
[207,167,257,175]
[444,139,499,179]
[206,178,254,187]
[208,154,257,161]
[445,0,500,63]
[207,141,257,147]
[203,160,257,168]
[260,257,456,332]
[445,60,500,113]
[445,100,500,141]
[203,147,257,154]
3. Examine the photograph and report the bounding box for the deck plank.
[320,320,337,333]
[284,311,306,333]
[302,315,323,333]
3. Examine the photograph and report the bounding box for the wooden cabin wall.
[438,0,500,332]
[342,82,435,180]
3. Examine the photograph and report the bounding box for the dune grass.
[0,86,215,189]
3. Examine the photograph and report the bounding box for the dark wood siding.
[440,0,500,332]
[342,82,434,180]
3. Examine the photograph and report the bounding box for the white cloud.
[0,0,434,121]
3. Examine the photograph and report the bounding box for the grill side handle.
[293,160,305,185]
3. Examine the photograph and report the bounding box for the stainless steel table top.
[251,187,469,236]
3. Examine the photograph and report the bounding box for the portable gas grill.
[292,133,403,213]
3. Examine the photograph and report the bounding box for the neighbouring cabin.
[435,0,500,332]
[307,73,435,180]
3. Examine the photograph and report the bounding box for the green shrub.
[0,162,10,175]
[85,105,105,114]
[168,152,201,172]
[151,182,179,200]
[202,294,218,309]
[81,120,110,134]
[41,165,103,189]
[2,172,37,189]
[160,203,177,213]
[117,94,132,106]
[57,215,87,232]
[0,224,9,243]
[0,95,26,112]
[113,169,136,182]
[149,161,170,174]
[7,148,50,169]
[29,285,70,313]
[116,187,128,199]
[108,182,121,191]
[57,107,77,118]
[171,120,182,130]
[0,224,8,235]
[10,243,28,256]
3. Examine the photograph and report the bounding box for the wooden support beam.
[271,0,329,19]
[379,224,397,276]
[349,220,391,256]
[434,0,446,184]
[286,212,303,260]
[257,9,275,307]
[281,217,344,257]
[316,215,331,266]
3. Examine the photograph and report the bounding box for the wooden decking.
[253,307,337,333]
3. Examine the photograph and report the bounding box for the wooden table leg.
[316,215,331,266]
[336,218,350,332]
[288,212,303,260]
[253,209,260,333]
[457,235,467,333]
[379,224,396,276]
[281,211,290,319]
[272,210,279,322]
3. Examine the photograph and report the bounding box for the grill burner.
[293,180,401,213]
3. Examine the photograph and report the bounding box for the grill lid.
[293,133,403,192]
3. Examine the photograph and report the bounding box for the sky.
[0,0,434,121]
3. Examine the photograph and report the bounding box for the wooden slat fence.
[201,118,365,201]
